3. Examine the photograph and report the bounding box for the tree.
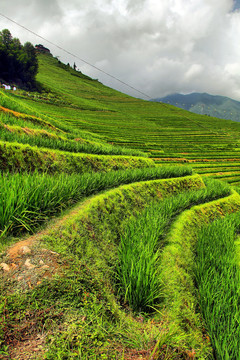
[21,42,38,85]
[0,29,12,48]
[0,29,38,89]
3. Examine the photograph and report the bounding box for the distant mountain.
[152,92,240,122]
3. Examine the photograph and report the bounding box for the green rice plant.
[0,140,154,174]
[157,190,240,357]
[0,89,71,133]
[0,124,148,157]
[0,165,193,237]
[235,185,240,194]
[195,214,240,359]
[0,112,51,131]
[0,90,41,117]
[43,174,204,295]
[4,52,240,178]
[41,181,240,359]
[117,178,231,313]
[117,224,162,312]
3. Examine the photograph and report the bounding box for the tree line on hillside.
[0,29,38,89]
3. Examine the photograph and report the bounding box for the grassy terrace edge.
[0,166,193,239]
[36,174,206,356]
[0,140,154,174]
[43,174,204,260]
[2,174,240,358]
[116,177,231,314]
[0,90,148,158]
[160,189,240,358]
[0,174,205,359]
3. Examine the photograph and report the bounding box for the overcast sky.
[1,0,240,100]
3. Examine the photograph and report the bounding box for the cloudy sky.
[1,0,240,100]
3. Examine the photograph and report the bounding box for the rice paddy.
[117,178,231,313]
[1,52,240,358]
[195,213,240,359]
[1,53,240,184]
[0,165,192,238]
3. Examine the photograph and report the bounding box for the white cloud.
[185,64,204,80]
[1,0,240,100]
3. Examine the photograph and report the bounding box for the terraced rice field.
[1,169,240,358]
[1,55,240,177]
[1,52,240,359]
[18,55,240,183]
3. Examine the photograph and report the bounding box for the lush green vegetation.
[0,29,38,89]
[0,125,148,157]
[0,140,153,174]
[1,173,206,359]
[195,213,240,359]
[117,178,231,313]
[43,174,204,284]
[39,174,206,358]
[0,107,148,158]
[158,188,240,357]
[2,52,240,182]
[1,175,237,358]
[2,48,240,359]
[32,54,240,185]
[0,165,192,238]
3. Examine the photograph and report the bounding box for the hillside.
[152,92,240,123]
[1,52,240,359]
[2,53,240,184]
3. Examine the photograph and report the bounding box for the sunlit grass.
[0,114,148,157]
[195,213,240,359]
[117,178,231,312]
[0,165,192,237]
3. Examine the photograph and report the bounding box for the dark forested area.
[0,29,38,89]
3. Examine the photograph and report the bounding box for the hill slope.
[28,55,240,185]
[1,53,240,183]
[152,92,240,123]
[1,52,240,359]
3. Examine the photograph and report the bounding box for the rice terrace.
[2,36,240,360]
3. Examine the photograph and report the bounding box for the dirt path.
[0,199,92,360]
[2,196,92,261]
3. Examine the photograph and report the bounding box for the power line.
[0,12,152,99]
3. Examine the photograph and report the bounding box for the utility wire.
[0,12,152,99]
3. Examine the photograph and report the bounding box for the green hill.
[152,92,240,123]
[1,52,240,359]
[2,53,240,184]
